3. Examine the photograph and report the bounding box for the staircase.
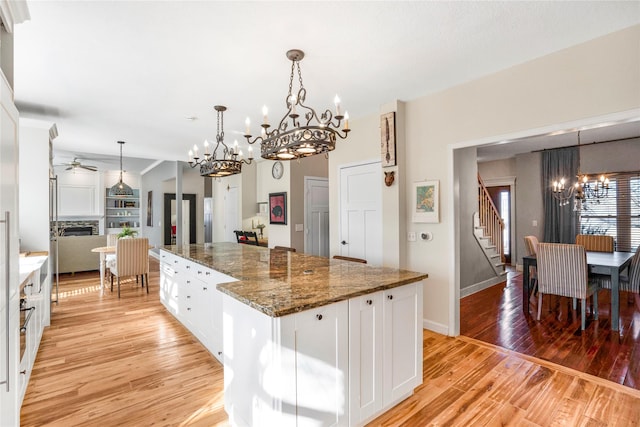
[474,175,506,276]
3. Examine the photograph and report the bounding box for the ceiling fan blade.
[65,166,73,170]
[80,165,98,171]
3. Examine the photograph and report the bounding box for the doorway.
[487,185,511,264]
[223,186,239,243]
[163,193,196,245]
[304,177,329,257]
[339,161,382,265]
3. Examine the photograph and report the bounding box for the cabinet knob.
[387,295,393,300]
[203,287,207,291]
[316,314,323,320]
[187,307,191,311]
[366,299,372,305]
[198,270,202,275]
[186,280,190,284]
[218,351,222,356]
[174,260,178,264]
[341,240,347,245]
[206,271,211,276]
[186,265,190,269]
[187,295,191,299]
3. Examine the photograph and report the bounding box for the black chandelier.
[243,49,351,160]
[551,130,609,211]
[188,105,253,177]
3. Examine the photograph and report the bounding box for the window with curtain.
[579,171,640,252]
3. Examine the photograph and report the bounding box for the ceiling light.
[109,141,134,197]
[243,49,351,161]
[188,105,254,178]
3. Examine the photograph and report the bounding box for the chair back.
[243,231,259,245]
[575,234,614,253]
[537,243,588,299]
[116,237,149,277]
[106,233,119,247]
[628,246,640,290]
[333,255,367,264]
[234,230,244,243]
[524,235,539,256]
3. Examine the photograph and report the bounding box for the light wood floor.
[21,260,640,426]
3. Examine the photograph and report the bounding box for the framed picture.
[380,112,396,167]
[412,180,439,223]
[269,192,287,225]
[146,191,153,226]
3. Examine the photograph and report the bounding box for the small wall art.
[146,191,153,226]
[269,192,287,225]
[412,180,439,223]
[380,111,396,167]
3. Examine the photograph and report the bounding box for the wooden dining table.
[523,251,635,331]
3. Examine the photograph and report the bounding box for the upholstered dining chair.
[575,234,614,253]
[106,237,149,298]
[536,243,598,330]
[592,246,640,303]
[105,233,120,274]
[523,235,539,294]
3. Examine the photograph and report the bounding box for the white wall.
[328,24,640,336]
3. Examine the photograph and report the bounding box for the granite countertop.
[161,243,428,317]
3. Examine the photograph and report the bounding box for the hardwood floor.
[461,269,640,390]
[21,261,640,426]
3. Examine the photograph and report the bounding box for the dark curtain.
[542,147,579,243]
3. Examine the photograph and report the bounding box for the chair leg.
[117,277,121,299]
[573,297,577,311]
[581,298,586,330]
[593,290,598,320]
[110,274,114,292]
[145,273,149,293]
[537,293,543,321]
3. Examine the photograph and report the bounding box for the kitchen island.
[159,243,428,427]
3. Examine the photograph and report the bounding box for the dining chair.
[234,230,245,243]
[273,246,296,252]
[523,235,539,294]
[333,255,367,264]
[107,237,149,298]
[575,234,614,252]
[536,243,598,330]
[592,246,640,300]
[243,231,259,246]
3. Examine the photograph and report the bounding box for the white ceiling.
[14,1,640,172]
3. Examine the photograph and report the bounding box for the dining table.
[91,245,115,290]
[523,251,635,331]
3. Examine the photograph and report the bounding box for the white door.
[224,187,239,243]
[304,177,329,257]
[339,162,382,265]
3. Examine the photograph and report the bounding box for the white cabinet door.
[383,283,422,406]
[348,291,383,425]
[292,300,349,427]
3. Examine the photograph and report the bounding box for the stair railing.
[478,174,505,263]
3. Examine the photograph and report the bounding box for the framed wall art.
[380,111,396,167]
[412,180,439,223]
[269,192,287,225]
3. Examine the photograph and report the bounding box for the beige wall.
[329,25,640,335]
[290,154,328,252]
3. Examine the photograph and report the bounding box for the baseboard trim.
[423,319,449,336]
[460,276,505,298]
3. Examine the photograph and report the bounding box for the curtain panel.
[542,147,579,243]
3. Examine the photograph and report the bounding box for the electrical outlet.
[408,231,416,241]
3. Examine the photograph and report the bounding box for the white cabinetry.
[349,283,423,426]
[0,68,22,426]
[223,294,349,427]
[158,249,232,363]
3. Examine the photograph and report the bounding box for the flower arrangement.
[118,226,138,239]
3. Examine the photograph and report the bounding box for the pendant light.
[109,140,134,197]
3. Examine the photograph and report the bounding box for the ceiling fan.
[55,157,98,172]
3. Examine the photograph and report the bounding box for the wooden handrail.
[477,174,505,264]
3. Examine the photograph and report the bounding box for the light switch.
[295,224,304,232]
[408,231,416,242]
[532,220,538,227]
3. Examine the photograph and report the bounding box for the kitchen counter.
[162,242,428,317]
[19,254,48,290]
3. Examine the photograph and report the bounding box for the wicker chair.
[537,243,598,330]
[107,237,150,298]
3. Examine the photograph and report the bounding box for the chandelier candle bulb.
[204,140,210,155]
[193,144,199,158]
[234,140,238,154]
[248,146,253,158]
[344,111,350,130]
[334,95,341,117]
[245,117,251,136]
[262,105,268,125]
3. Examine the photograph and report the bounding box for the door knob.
[341,240,347,245]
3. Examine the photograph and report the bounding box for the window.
[579,172,640,252]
